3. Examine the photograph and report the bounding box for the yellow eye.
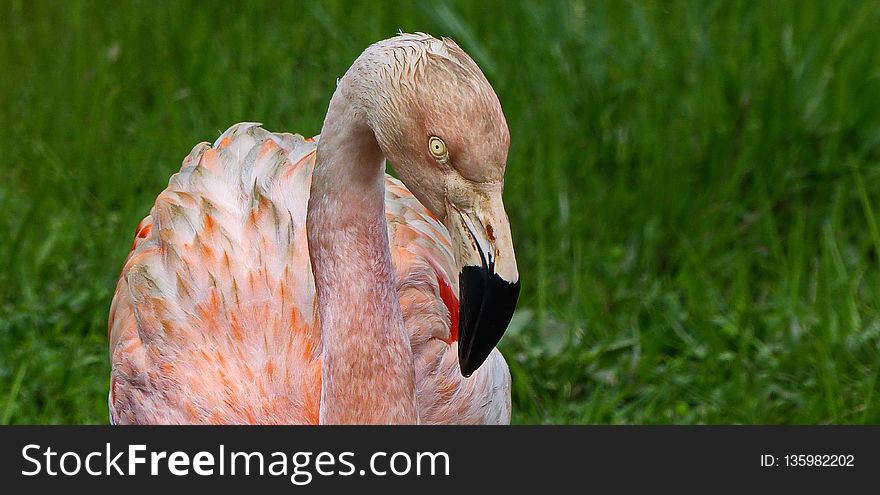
[428,136,447,160]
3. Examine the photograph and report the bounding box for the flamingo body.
[108,123,511,424]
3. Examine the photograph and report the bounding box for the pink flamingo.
[108,33,519,424]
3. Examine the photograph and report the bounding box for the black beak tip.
[459,365,475,379]
[457,266,520,378]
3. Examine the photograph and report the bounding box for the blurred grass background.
[2,0,880,424]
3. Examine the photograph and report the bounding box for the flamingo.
[108,33,520,424]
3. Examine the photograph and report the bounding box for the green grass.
[2,0,880,424]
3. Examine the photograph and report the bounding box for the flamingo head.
[362,34,520,377]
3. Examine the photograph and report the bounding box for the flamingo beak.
[446,193,520,377]
[458,248,520,378]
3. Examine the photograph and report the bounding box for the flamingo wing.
[109,123,322,424]
[109,123,510,424]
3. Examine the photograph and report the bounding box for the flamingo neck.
[306,81,418,424]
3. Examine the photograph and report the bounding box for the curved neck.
[306,79,418,424]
